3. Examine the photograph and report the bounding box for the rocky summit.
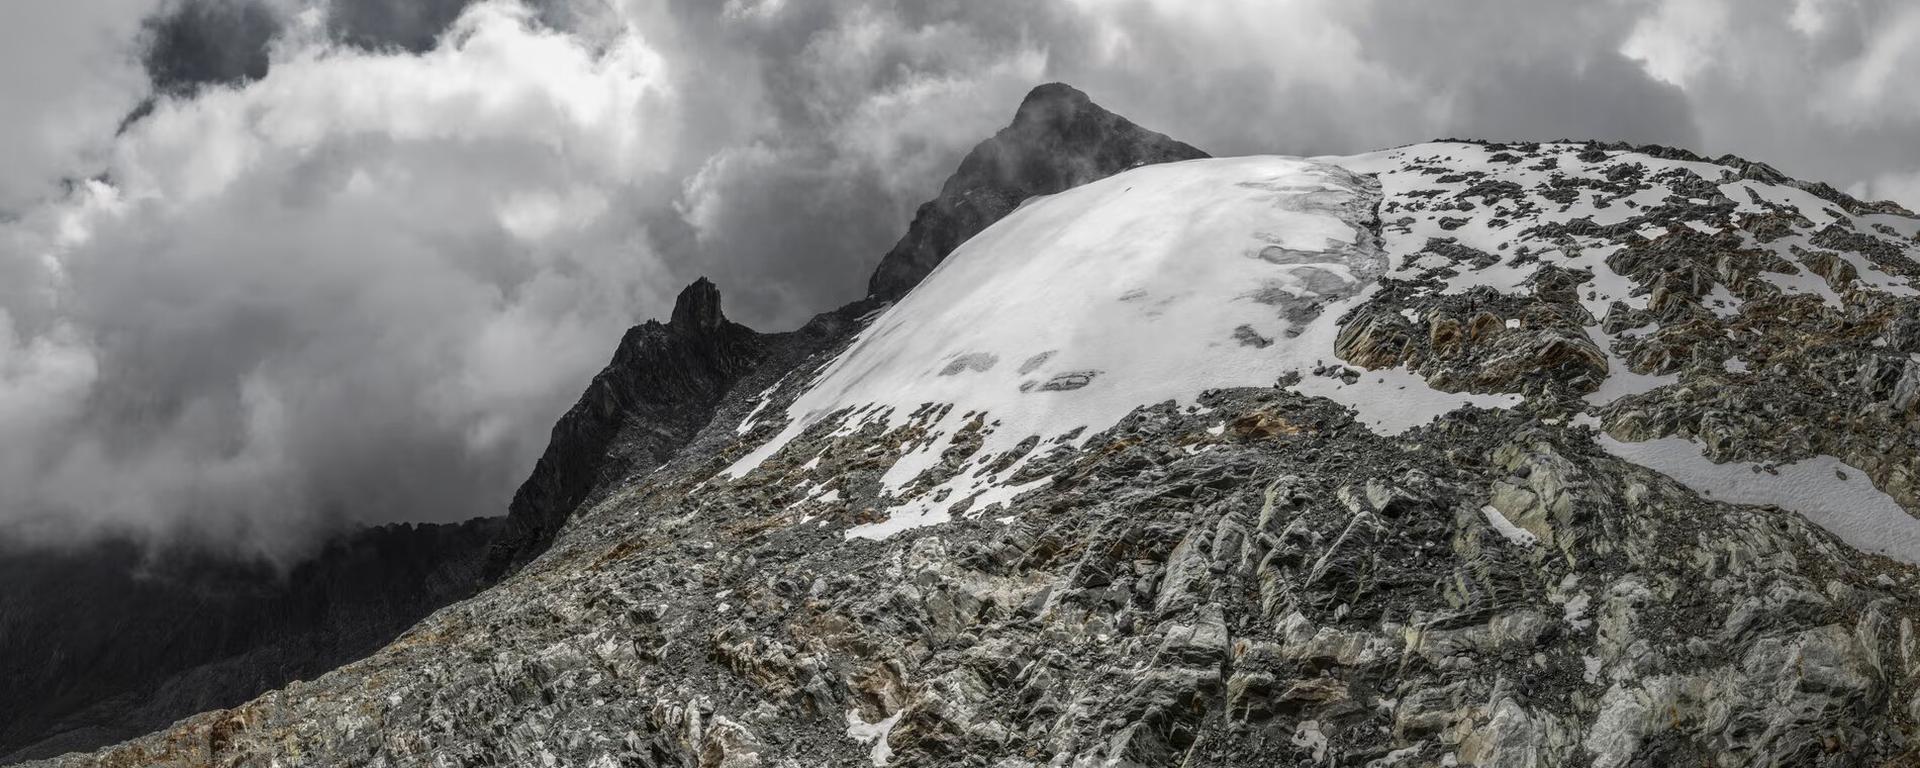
[31,84,1920,767]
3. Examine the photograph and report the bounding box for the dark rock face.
[866,82,1209,300]
[0,518,500,764]
[480,278,766,581]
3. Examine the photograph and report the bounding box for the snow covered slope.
[728,140,1920,555]
[726,156,1516,537]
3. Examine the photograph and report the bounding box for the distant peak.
[1010,82,1095,125]
[866,83,1208,299]
[670,277,725,330]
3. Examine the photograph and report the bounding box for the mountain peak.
[866,82,1208,299]
[1008,82,1093,127]
[669,277,726,331]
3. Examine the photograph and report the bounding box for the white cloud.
[1790,0,1840,35]
[0,0,681,558]
[1620,0,1731,87]
[1857,168,1920,211]
[0,0,160,211]
[1818,4,1920,124]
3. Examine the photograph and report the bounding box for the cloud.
[0,1,678,559]
[1604,0,1920,208]
[4,0,1920,560]
[0,0,160,210]
[141,0,281,94]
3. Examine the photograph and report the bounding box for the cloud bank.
[2,0,1918,559]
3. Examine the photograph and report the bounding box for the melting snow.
[1290,720,1329,762]
[734,377,787,435]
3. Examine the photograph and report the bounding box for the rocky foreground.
[33,84,1920,767]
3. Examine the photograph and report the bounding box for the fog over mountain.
[3,0,1919,560]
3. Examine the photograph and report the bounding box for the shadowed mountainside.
[0,519,500,763]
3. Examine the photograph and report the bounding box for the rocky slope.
[30,84,1920,767]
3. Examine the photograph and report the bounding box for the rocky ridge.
[30,85,1920,768]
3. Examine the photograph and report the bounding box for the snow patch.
[844,710,902,767]
[1581,326,1676,406]
[1596,434,1920,563]
[1562,593,1592,631]
[1294,366,1521,435]
[1479,504,1540,547]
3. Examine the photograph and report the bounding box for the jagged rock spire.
[866,82,1208,300]
[669,277,726,331]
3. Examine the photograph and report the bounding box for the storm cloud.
[1,0,1917,560]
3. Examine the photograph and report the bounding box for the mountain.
[0,82,1176,764]
[0,520,500,764]
[478,277,768,583]
[867,82,1209,300]
[27,84,1920,767]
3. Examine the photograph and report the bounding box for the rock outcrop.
[481,277,766,581]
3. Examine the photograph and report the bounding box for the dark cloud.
[4,0,1920,560]
[142,0,279,94]
[329,0,477,52]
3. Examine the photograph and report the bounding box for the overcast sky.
[2,0,1917,560]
